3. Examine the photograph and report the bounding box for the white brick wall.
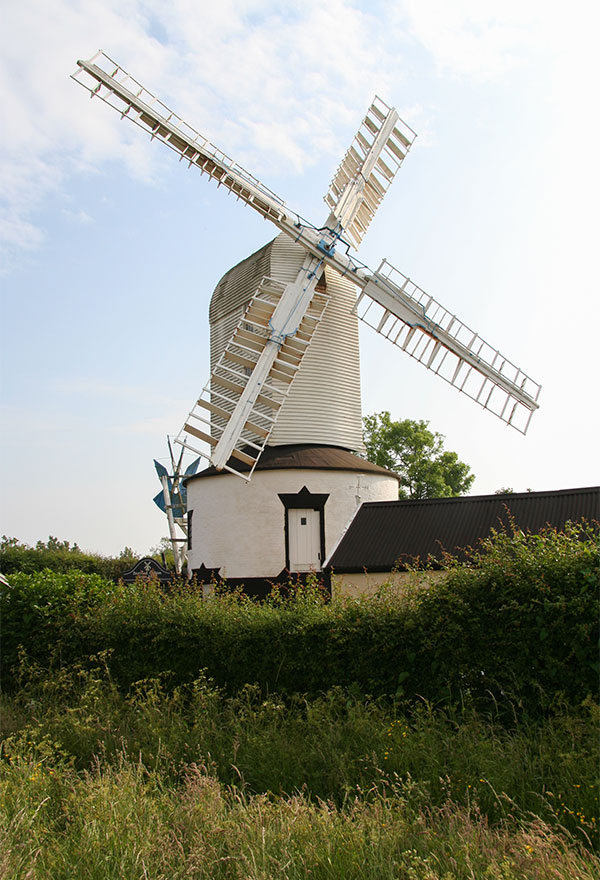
[187,466,398,579]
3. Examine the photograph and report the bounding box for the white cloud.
[0,0,410,267]
[399,0,551,80]
[0,216,44,251]
[3,0,599,268]
[61,207,93,225]
[398,0,600,102]
[16,0,473,275]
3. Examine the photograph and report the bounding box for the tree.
[495,487,533,494]
[148,537,175,569]
[35,536,81,553]
[363,411,475,500]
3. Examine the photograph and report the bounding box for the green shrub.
[1,525,597,715]
[405,522,600,707]
[0,569,125,675]
[0,536,135,579]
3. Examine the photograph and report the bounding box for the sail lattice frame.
[356,259,541,433]
[176,276,330,479]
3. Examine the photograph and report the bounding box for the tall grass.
[3,755,597,880]
[1,657,598,878]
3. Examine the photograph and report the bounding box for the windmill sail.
[72,52,290,228]
[177,268,330,477]
[353,259,541,433]
[324,96,416,249]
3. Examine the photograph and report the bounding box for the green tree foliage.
[362,411,475,499]
[0,536,136,579]
[34,536,81,553]
[148,536,176,570]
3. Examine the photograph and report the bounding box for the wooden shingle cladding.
[326,486,600,573]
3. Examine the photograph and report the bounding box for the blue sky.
[1,0,599,555]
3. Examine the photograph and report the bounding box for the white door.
[288,508,321,572]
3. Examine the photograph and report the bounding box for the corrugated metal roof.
[185,443,397,480]
[326,487,600,572]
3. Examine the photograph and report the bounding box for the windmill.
[72,51,541,584]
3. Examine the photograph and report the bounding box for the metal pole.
[161,473,182,575]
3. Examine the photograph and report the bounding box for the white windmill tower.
[72,52,541,588]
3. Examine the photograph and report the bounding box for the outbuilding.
[326,486,600,597]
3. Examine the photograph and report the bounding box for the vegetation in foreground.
[1,659,598,879]
[1,523,598,877]
[2,523,597,714]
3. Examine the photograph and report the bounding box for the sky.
[1,0,599,556]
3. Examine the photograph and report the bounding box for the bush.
[406,522,600,708]
[0,570,126,674]
[0,536,136,579]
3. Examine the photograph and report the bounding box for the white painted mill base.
[185,454,398,581]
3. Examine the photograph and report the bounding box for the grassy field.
[1,525,597,878]
[1,658,598,879]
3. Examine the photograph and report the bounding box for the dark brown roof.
[326,486,600,572]
[185,444,398,481]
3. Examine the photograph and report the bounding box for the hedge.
[1,524,597,714]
